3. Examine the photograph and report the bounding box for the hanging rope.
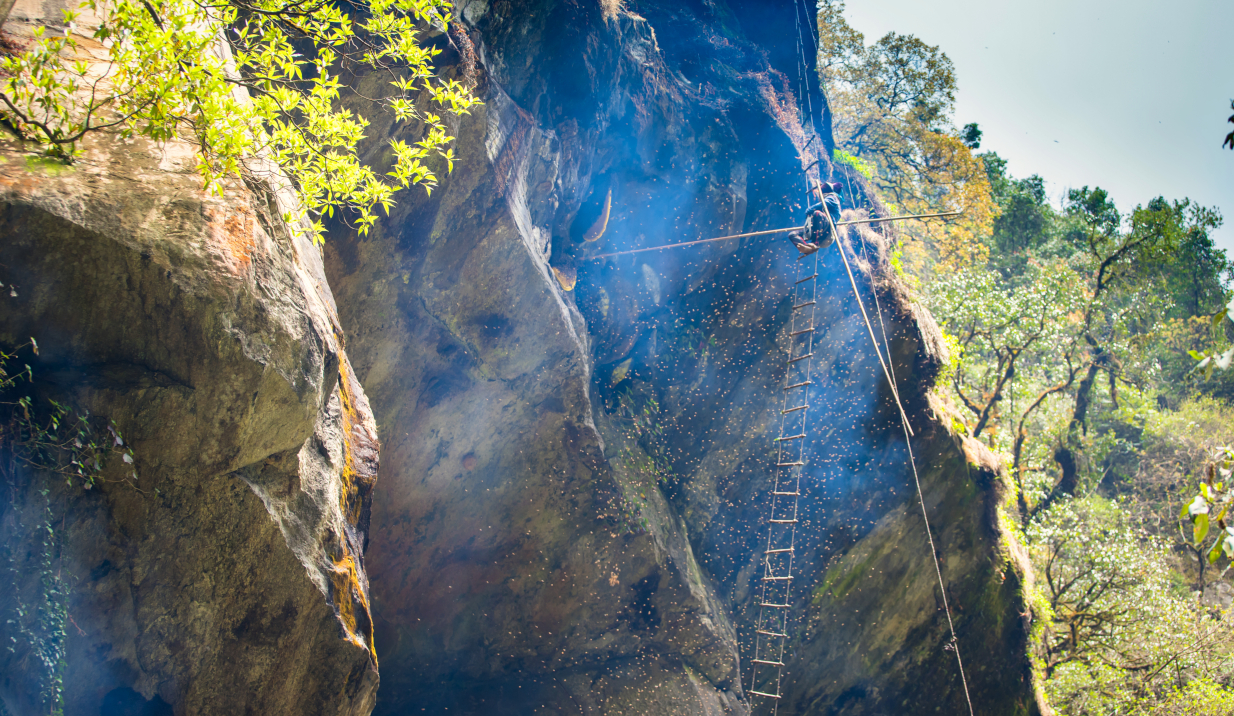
[747,17,823,710]
[792,0,819,155]
[791,4,812,200]
[836,222,976,716]
[830,222,914,436]
[741,6,974,711]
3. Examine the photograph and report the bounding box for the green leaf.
[1195,513,1210,545]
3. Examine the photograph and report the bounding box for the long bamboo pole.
[586,210,962,260]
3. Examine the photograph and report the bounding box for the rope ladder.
[748,248,821,710]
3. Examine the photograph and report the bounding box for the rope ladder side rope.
[748,249,821,713]
[748,6,826,709]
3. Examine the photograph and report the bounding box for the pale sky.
[840,0,1234,253]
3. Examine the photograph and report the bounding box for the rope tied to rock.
[585,210,963,261]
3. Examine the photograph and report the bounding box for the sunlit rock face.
[0,128,380,715]
[327,1,1042,715]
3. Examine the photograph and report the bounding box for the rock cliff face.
[0,128,380,714]
[0,1,1043,715]
[322,1,1043,715]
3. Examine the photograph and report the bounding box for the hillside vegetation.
[819,2,1234,713]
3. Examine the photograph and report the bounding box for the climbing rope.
[792,4,812,200]
[792,0,819,151]
[837,222,977,716]
[695,2,971,704]
[748,10,826,710]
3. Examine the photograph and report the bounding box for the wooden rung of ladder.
[748,253,818,707]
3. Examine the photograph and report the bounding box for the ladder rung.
[757,630,789,638]
[789,327,814,336]
[764,548,794,554]
[781,405,808,414]
[774,433,806,442]
[768,519,798,524]
[787,352,813,363]
[760,602,791,609]
[783,381,812,390]
[771,491,800,496]
[762,575,793,581]
[752,658,786,666]
[795,273,818,284]
[792,301,816,310]
[749,690,782,699]
[776,461,804,467]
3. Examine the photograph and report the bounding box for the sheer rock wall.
[324,1,1043,714]
[0,1,1043,714]
[0,128,381,715]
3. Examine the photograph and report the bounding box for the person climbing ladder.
[787,181,843,255]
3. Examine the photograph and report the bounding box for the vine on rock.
[0,339,134,715]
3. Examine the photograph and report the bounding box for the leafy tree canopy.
[816,0,994,270]
[0,0,479,242]
[821,3,1234,711]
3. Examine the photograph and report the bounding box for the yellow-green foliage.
[832,148,875,179]
[1142,396,1234,464]
[818,4,997,270]
[1,0,480,243]
[1149,678,1234,716]
[937,326,962,388]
